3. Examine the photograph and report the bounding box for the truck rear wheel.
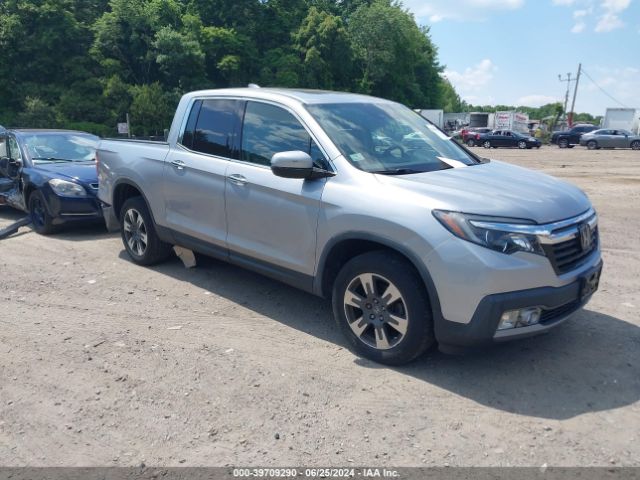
[120,196,172,265]
[332,251,435,365]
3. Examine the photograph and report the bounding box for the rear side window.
[241,101,325,167]
[188,99,242,158]
[180,100,202,150]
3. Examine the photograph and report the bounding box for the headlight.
[432,210,544,255]
[48,178,87,197]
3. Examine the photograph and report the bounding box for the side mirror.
[0,156,9,170]
[271,151,314,179]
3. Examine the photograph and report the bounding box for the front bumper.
[47,195,104,225]
[434,260,603,349]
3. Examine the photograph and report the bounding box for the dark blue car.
[0,128,103,234]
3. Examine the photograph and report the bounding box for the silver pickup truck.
[98,87,602,365]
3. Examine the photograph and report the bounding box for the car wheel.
[558,138,569,148]
[120,196,173,265]
[28,190,57,235]
[518,141,527,149]
[631,140,640,150]
[483,141,491,149]
[587,140,598,150]
[466,139,476,147]
[332,250,435,365]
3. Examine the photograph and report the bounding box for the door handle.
[171,159,186,170]
[227,174,247,186]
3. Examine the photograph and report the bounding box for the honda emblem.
[578,224,591,251]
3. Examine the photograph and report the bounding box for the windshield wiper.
[31,157,76,163]
[369,168,424,175]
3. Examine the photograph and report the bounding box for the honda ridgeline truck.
[97,88,602,365]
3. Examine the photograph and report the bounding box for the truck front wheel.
[332,251,435,365]
[120,196,172,265]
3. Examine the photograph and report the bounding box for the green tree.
[293,7,353,89]
[348,0,442,107]
[129,83,174,136]
[15,97,58,128]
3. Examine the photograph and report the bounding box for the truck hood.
[376,160,591,224]
[34,161,98,185]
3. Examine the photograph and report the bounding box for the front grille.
[540,299,581,324]
[545,226,598,275]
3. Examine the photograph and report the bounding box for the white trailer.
[602,108,640,134]
[495,111,529,133]
[415,109,444,129]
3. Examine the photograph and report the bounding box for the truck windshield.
[23,133,99,163]
[306,102,479,174]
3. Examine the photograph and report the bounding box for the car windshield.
[23,133,99,163]
[306,102,479,174]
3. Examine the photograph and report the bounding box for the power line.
[581,68,628,108]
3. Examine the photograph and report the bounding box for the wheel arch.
[112,179,156,223]
[315,233,444,324]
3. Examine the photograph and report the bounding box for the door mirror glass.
[271,151,314,179]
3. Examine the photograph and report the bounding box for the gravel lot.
[0,146,638,467]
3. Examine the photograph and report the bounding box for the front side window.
[307,102,479,174]
[191,99,241,158]
[8,137,22,161]
[0,137,7,159]
[241,102,326,168]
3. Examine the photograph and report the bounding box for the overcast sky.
[403,0,639,115]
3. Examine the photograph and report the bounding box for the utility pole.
[558,72,572,126]
[568,63,582,128]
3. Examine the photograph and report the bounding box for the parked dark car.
[477,130,541,149]
[0,128,102,234]
[551,124,598,148]
[463,127,493,147]
[579,129,640,150]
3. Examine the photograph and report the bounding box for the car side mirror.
[0,156,10,170]
[271,151,315,179]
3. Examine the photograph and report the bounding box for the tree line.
[0,0,470,136]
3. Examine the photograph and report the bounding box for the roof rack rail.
[247,83,261,89]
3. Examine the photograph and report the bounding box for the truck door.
[224,101,328,289]
[162,98,242,253]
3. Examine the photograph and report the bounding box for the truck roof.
[182,87,393,105]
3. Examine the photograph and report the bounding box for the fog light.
[498,307,542,330]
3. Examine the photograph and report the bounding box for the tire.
[518,140,527,149]
[483,141,491,149]
[466,139,475,147]
[631,140,640,150]
[120,196,172,265]
[558,138,569,148]
[332,250,435,365]
[29,190,57,235]
[587,140,598,150]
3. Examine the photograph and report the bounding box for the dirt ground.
[0,146,638,468]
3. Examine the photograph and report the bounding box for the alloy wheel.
[123,208,148,257]
[343,273,408,350]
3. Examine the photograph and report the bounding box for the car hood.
[375,160,591,224]
[34,161,98,185]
